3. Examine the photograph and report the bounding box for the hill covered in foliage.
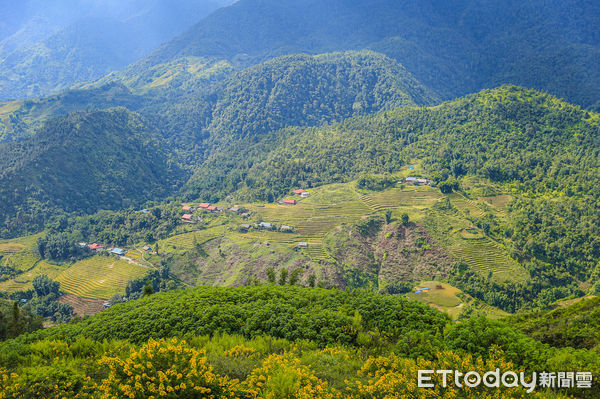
[0,285,597,398]
[136,0,600,110]
[0,108,185,237]
[181,86,600,311]
[507,297,600,352]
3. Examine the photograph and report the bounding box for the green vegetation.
[0,108,185,238]
[506,296,600,351]
[0,286,597,397]
[0,299,42,341]
[135,0,600,110]
[0,1,226,101]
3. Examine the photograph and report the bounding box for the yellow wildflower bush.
[0,366,96,399]
[98,337,239,399]
[348,347,556,399]
[223,344,257,359]
[243,352,341,398]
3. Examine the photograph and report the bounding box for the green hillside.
[0,108,185,238]
[507,296,600,351]
[0,285,597,398]
[0,0,231,100]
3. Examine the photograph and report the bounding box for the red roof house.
[182,214,193,221]
[182,205,192,211]
[89,243,103,251]
[293,189,307,195]
[199,203,210,209]
[207,206,217,211]
[283,199,297,205]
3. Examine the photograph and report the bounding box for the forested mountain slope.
[507,296,600,351]
[183,86,600,310]
[1,51,434,146]
[186,85,600,203]
[0,108,185,237]
[136,0,600,110]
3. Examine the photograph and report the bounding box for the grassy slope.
[2,177,529,315]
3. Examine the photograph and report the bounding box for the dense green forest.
[0,108,184,237]
[0,286,596,398]
[507,297,600,351]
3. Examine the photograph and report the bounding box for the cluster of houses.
[181,203,249,223]
[84,242,128,257]
[280,189,310,205]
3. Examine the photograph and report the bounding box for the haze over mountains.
[0,0,235,100]
[134,0,600,110]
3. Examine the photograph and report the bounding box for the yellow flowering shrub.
[243,352,341,398]
[0,367,96,399]
[223,345,257,358]
[98,337,239,398]
[347,347,556,399]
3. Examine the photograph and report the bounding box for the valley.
[0,1,598,397]
[1,175,529,322]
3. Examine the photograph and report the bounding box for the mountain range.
[0,0,235,100]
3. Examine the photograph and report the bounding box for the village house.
[405,177,430,185]
[300,191,310,198]
[258,222,272,229]
[143,246,152,251]
[297,242,308,248]
[280,225,294,232]
[282,199,297,205]
[110,248,126,256]
[181,214,193,222]
[239,223,251,232]
[241,212,251,218]
[207,205,217,211]
[199,203,210,209]
[229,206,241,213]
[89,243,103,251]
[182,205,193,211]
[293,189,307,195]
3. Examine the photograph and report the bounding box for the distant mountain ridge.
[134,0,600,110]
[0,0,235,100]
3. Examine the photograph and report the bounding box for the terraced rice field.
[246,203,315,223]
[361,187,442,211]
[55,256,148,299]
[423,209,529,283]
[449,237,529,283]
[481,194,513,215]
[449,193,485,218]
[0,233,44,271]
[158,225,226,252]
[0,261,67,292]
[58,293,105,316]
